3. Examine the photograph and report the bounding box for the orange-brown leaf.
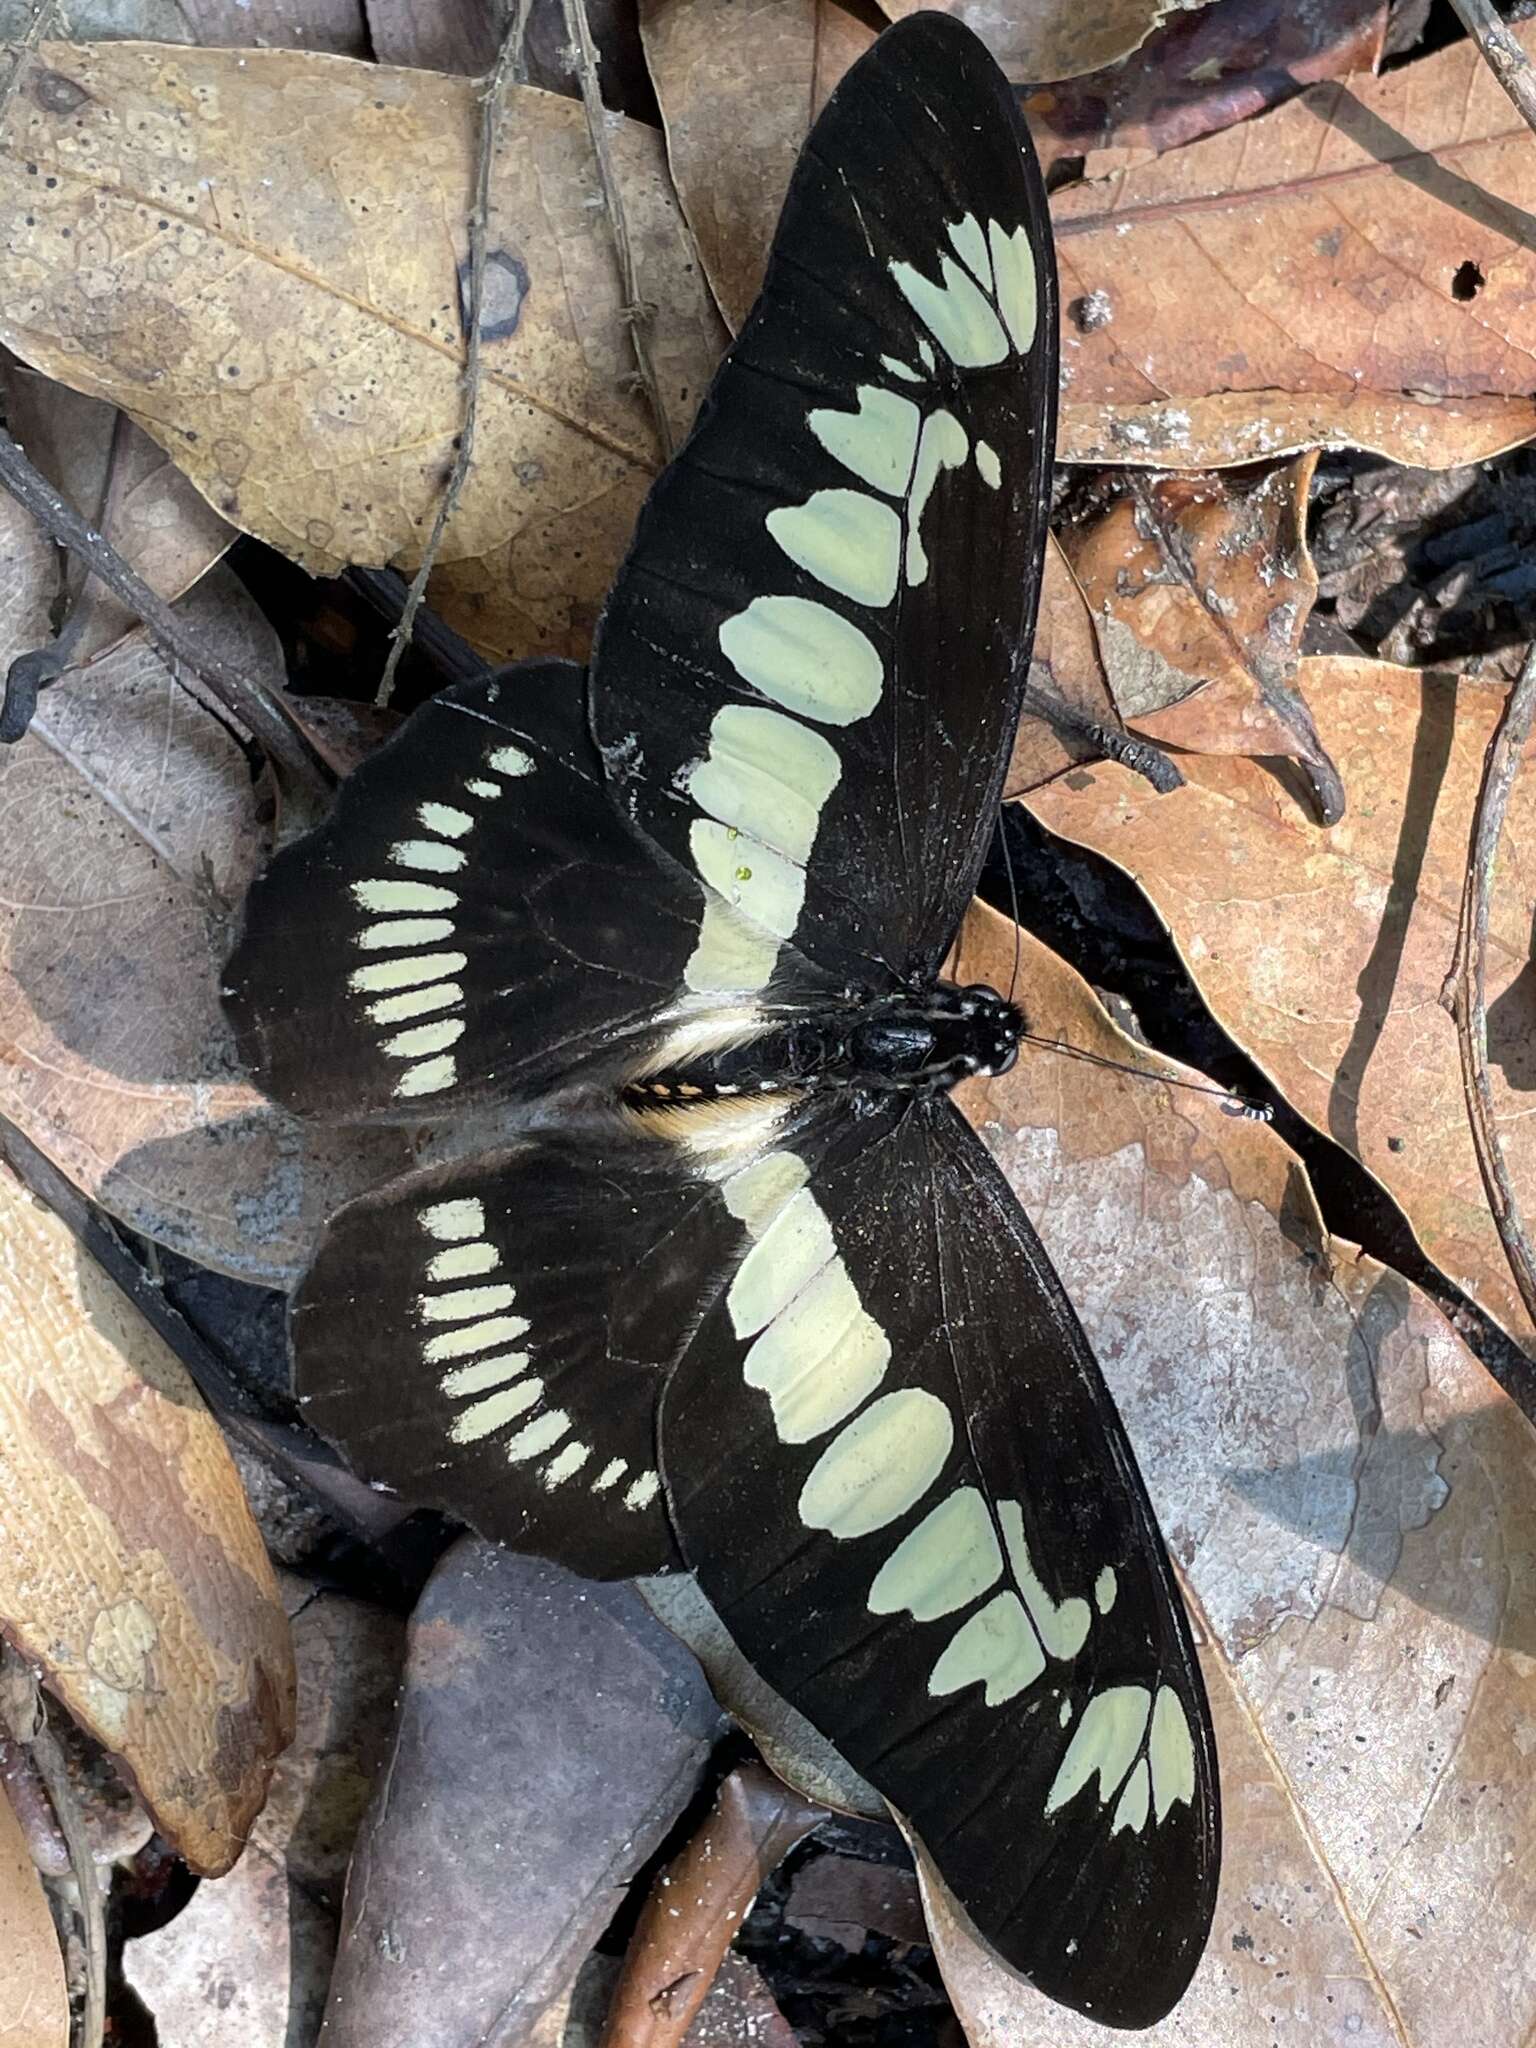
[0,1782,68,2048]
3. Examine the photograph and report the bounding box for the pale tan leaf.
[1064,456,1343,817]
[1054,25,1536,468]
[930,903,1536,2039]
[0,41,725,667]
[0,1156,296,1876]
[1030,655,1536,1346]
[877,0,1218,86]
[0,565,409,1283]
[0,1782,68,2048]
[4,358,235,667]
[640,0,874,332]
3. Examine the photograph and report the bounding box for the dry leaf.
[640,0,874,331]
[1024,0,1387,177]
[322,1542,726,2048]
[364,0,499,70]
[682,1951,797,2048]
[4,358,235,667]
[785,1852,927,1949]
[1005,533,1121,799]
[0,41,725,666]
[0,1781,68,2048]
[1063,456,1344,819]
[1054,24,1536,468]
[0,1155,295,1876]
[176,0,371,55]
[876,0,1218,85]
[926,902,1536,2040]
[599,1763,825,2048]
[1030,654,1536,1346]
[0,565,409,1283]
[0,0,190,36]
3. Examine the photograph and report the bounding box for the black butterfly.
[224,15,1218,2027]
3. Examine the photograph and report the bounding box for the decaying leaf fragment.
[934,905,1536,2042]
[640,0,874,332]
[0,1156,295,1876]
[1053,22,1536,468]
[1063,456,1343,819]
[0,40,725,666]
[1030,655,1536,1346]
[877,0,1218,85]
[0,1777,68,2048]
[0,567,409,1283]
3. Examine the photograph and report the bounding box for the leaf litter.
[0,0,1532,2044]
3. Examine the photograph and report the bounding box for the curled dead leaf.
[1029,655,1536,1346]
[0,1156,295,1876]
[1063,456,1344,819]
[1054,24,1536,469]
[0,41,725,666]
[877,0,1218,84]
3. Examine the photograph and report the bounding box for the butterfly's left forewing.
[659,1095,1219,2026]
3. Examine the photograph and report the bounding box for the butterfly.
[224,13,1218,2027]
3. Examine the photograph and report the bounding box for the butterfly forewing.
[590,14,1056,995]
[659,1095,1218,2025]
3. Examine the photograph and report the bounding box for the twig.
[560,0,675,466]
[1448,0,1536,137]
[599,1762,825,2048]
[376,0,531,708]
[1440,642,1536,1337]
[0,1650,104,2048]
[0,426,332,800]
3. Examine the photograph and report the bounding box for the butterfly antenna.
[1000,809,1023,1009]
[1018,1032,1273,1120]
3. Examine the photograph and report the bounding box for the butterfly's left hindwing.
[660,1096,1219,2027]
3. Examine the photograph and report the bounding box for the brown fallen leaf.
[1024,0,1387,177]
[0,41,725,667]
[681,1951,797,2048]
[4,357,235,670]
[1030,654,1536,1346]
[1063,455,1344,819]
[1053,23,1536,468]
[0,1153,295,1876]
[364,0,500,70]
[1005,534,1122,799]
[877,0,1218,85]
[929,903,1536,2041]
[322,1541,726,2048]
[176,0,372,55]
[785,1851,927,1950]
[640,0,874,332]
[0,565,409,1283]
[0,1780,68,2048]
[599,1762,825,2048]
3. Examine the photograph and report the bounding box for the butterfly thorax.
[626,981,1021,1109]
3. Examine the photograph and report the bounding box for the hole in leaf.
[1452,259,1485,301]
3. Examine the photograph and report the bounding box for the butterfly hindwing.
[590,13,1057,992]
[223,660,712,1122]
[658,1094,1218,2026]
[291,1127,762,1578]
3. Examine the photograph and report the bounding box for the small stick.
[375,0,531,708]
[0,425,331,800]
[560,0,675,465]
[1447,0,1536,137]
[1440,642,1536,1336]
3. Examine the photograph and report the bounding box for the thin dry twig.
[1447,0,1536,136]
[375,0,532,708]
[0,1648,105,2048]
[0,424,332,802]
[1440,642,1536,1338]
[560,0,675,466]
